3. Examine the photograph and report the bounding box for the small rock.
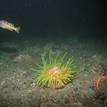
[40,102,49,107]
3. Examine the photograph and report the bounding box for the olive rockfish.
[0,20,20,33]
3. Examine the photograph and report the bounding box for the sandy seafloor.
[0,32,107,107]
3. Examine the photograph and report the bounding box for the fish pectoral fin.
[10,29,14,31]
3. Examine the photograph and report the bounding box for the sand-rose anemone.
[33,51,76,89]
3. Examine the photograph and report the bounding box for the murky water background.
[0,0,106,107]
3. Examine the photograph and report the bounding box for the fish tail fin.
[16,26,20,33]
